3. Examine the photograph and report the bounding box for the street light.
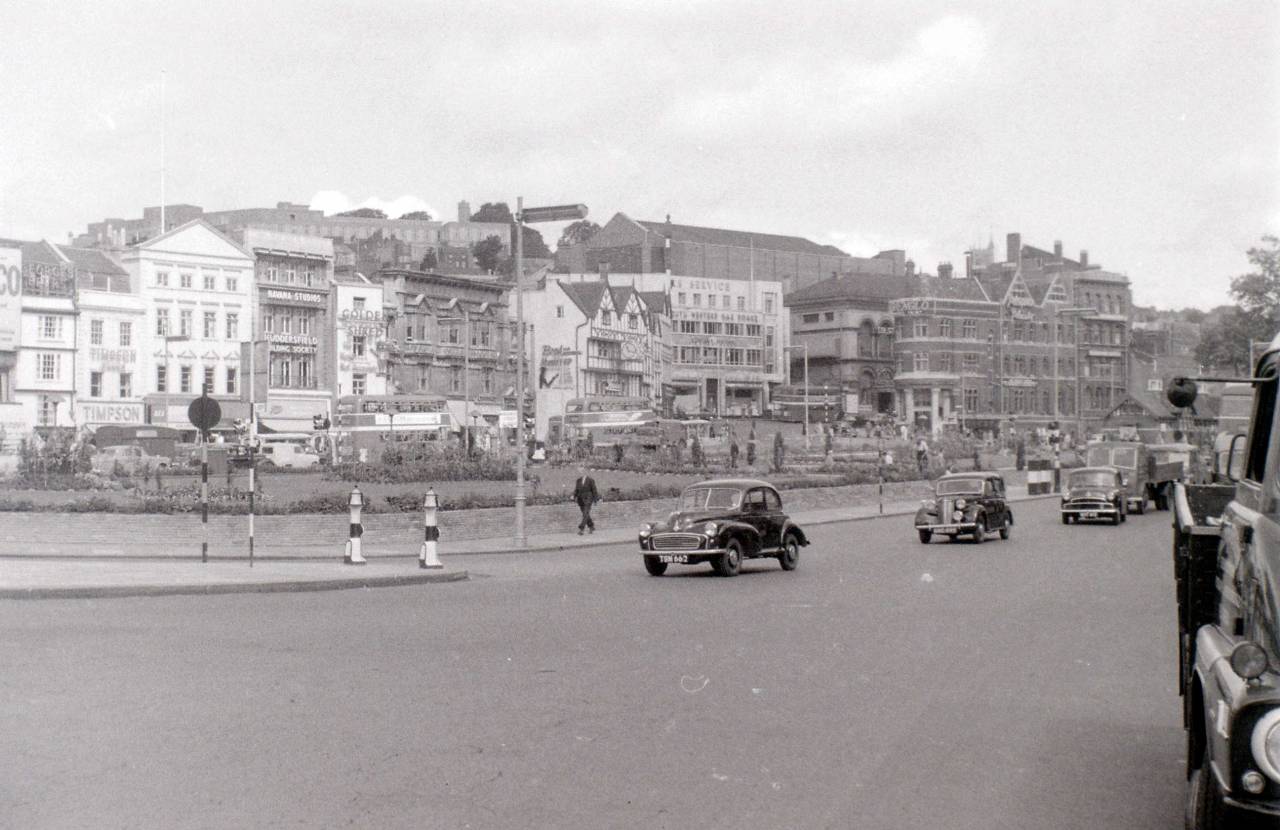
[782,343,810,450]
[514,199,588,547]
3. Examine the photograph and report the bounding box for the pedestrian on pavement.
[915,436,929,476]
[729,437,740,469]
[573,465,600,535]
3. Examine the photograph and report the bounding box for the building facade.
[67,247,146,429]
[520,275,668,438]
[0,243,22,459]
[784,273,905,415]
[121,220,256,431]
[232,229,335,431]
[889,234,1133,437]
[558,212,907,294]
[333,277,391,400]
[376,269,518,431]
[15,242,79,430]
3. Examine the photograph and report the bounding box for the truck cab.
[1173,341,1280,828]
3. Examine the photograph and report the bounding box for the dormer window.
[601,311,612,326]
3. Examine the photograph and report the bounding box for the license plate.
[1082,511,1098,519]
[658,555,688,564]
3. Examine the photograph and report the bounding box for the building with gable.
[889,233,1132,437]
[13,241,79,430]
[520,275,668,439]
[557,213,907,294]
[66,245,147,429]
[120,219,256,432]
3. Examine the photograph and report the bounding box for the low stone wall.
[2,478,937,558]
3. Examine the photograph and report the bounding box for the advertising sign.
[77,402,145,425]
[0,246,20,351]
[538,346,576,390]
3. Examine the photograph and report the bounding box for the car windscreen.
[1111,448,1137,468]
[936,478,984,495]
[680,487,741,511]
[1069,470,1115,488]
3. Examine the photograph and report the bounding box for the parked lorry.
[1167,351,1280,827]
[1084,439,1185,513]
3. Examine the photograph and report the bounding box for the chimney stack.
[905,259,916,277]
[938,262,954,279]
[964,250,973,278]
[1006,232,1022,265]
[457,200,471,222]
[1079,249,1089,268]
[1053,240,1063,258]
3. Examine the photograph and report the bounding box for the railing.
[270,378,321,390]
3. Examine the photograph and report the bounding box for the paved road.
[0,498,1184,829]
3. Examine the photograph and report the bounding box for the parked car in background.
[257,442,320,470]
[915,472,1013,544]
[91,444,170,476]
[1060,466,1126,525]
[638,478,808,577]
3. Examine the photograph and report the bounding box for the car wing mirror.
[1226,434,1247,482]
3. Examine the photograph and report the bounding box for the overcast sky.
[0,0,1275,309]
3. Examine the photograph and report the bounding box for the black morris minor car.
[639,479,809,577]
[914,472,1012,544]
[1060,466,1127,525]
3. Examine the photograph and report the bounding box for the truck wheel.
[779,534,800,571]
[713,538,742,577]
[643,557,667,577]
[917,529,932,544]
[1136,495,1147,514]
[1187,762,1228,830]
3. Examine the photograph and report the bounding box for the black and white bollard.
[419,487,442,569]
[344,485,367,565]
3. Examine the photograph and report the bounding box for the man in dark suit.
[573,465,600,535]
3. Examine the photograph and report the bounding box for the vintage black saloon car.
[914,472,1012,544]
[1060,466,1127,525]
[639,479,809,577]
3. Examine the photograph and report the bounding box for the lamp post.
[513,200,588,548]
[782,344,809,450]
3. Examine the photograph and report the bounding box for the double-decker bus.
[769,385,844,423]
[332,395,456,462]
[546,396,663,449]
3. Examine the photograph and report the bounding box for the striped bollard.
[420,488,443,569]
[1027,459,1053,495]
[344,485,367,565]
[200,438,209,563]
[1052,447,1061,493]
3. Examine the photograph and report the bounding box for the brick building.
[890,234,1133,437]
[784,272,906,415]
[557,213,907,294]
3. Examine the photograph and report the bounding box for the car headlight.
[702,522,719,537]
[955,498,967,509]
[1251,708,1280,784]
[1062,491,1072,501]
[952,510,964,522]
[921,499,937,510]
[1231,641,1269,680]
[639,524,652,537]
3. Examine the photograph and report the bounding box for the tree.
[557,220,601,250]
[772,432,785,472]
[419,248,438,271]
[472,236,505,273]
[335,207,387,219]
[1194,237,1280,372]
[399,210,433,221]
[469,200,552,258]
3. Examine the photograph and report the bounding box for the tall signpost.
[188,388,222,563]
[513,201,588,548]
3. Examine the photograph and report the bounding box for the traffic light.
[312,414,330,431]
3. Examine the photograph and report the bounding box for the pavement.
[1,483,1055,599]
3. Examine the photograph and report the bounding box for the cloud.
[662,14,988,141]
[309,191,439,220]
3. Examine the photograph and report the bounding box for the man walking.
[573,465,600,535]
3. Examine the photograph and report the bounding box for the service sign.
[0,246,20,351]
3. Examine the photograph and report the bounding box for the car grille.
[650,533,705,551]
[939,497,953,518]
[1067,499,1109,510]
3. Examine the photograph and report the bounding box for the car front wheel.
[643,557,667,577]
[714,538,743,577]
[779,534,800,571]
[917,528,932,544]
[1061,513,1071,525]
[1186,761,1228,830]
[999,521,1011,540]
[971,516,986,544]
